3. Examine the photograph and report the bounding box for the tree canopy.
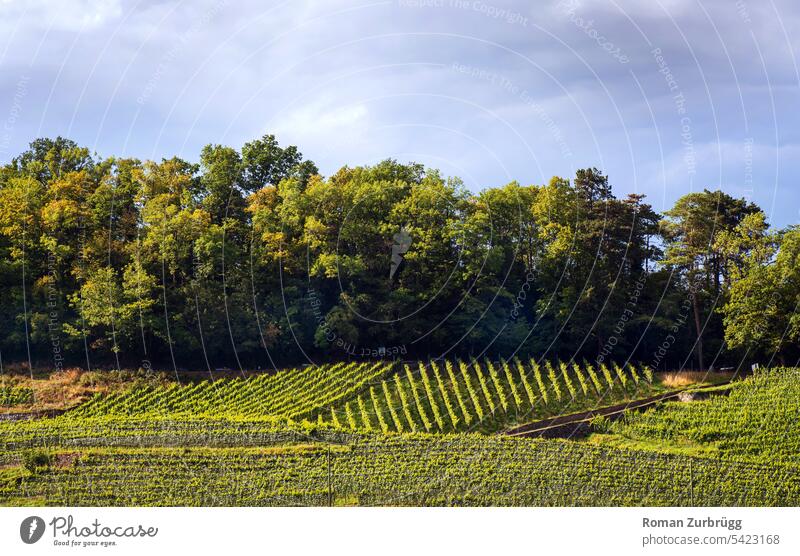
[0,135,795,371]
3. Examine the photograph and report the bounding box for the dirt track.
[502,385,732,439]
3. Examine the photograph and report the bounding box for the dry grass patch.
[659,370,733,388]
[1,368,170,413]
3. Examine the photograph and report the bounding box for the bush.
[590,415,612,434]
[22,450,53,473]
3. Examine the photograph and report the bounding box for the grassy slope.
[0,368,170,414]
[3,362,728,429]
[588,368,800,464]
[3,436,798,506]
[320,359,674,434]
[0,367,797,506]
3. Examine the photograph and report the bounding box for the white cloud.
[555,0,697,18]
[0,0,798,226]
[273,101,369,140]
[0,0,123,32]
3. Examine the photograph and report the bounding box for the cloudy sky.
[1,0,798,226]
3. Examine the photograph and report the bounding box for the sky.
[0,0,798,226]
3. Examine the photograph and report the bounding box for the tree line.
[0,136,797,372]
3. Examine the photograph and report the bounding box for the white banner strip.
[1,507,797,555]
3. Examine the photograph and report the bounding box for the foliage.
[720,223,800,363]
[0,386,33,406]
[609,368,800,464]
[1,364,799,507]
[0,136,789,370]
[2,435,798,507]
[322,358,652,434]
[22,449,52,473]
[68,362,391,420]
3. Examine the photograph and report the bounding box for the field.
[596,368,800,464]
[0,362,798,506]
[65,358,661,433]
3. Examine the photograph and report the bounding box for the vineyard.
[67,361,391,420]
[0,363,798,506]
[604,367,800,464]
[0,415,351,450]
[322,359,655,433]
[2,436,799,506]
[0,386,32,407]
[64,358,658,434]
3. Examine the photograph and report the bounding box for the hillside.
[0,364,798,506]
[593,368,800,464]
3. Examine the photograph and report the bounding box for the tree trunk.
[691,293,704,370]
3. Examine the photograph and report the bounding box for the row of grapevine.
[0,386,33,407]
[0,414,352,450]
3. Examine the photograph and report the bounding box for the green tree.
[721,217,799,364]
[660,190,759,369]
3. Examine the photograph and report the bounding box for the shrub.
[22,450,53,473]
[590,415,612,434]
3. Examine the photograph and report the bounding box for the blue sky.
[1,0,798,226]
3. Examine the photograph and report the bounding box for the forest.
[0,135,797,371]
